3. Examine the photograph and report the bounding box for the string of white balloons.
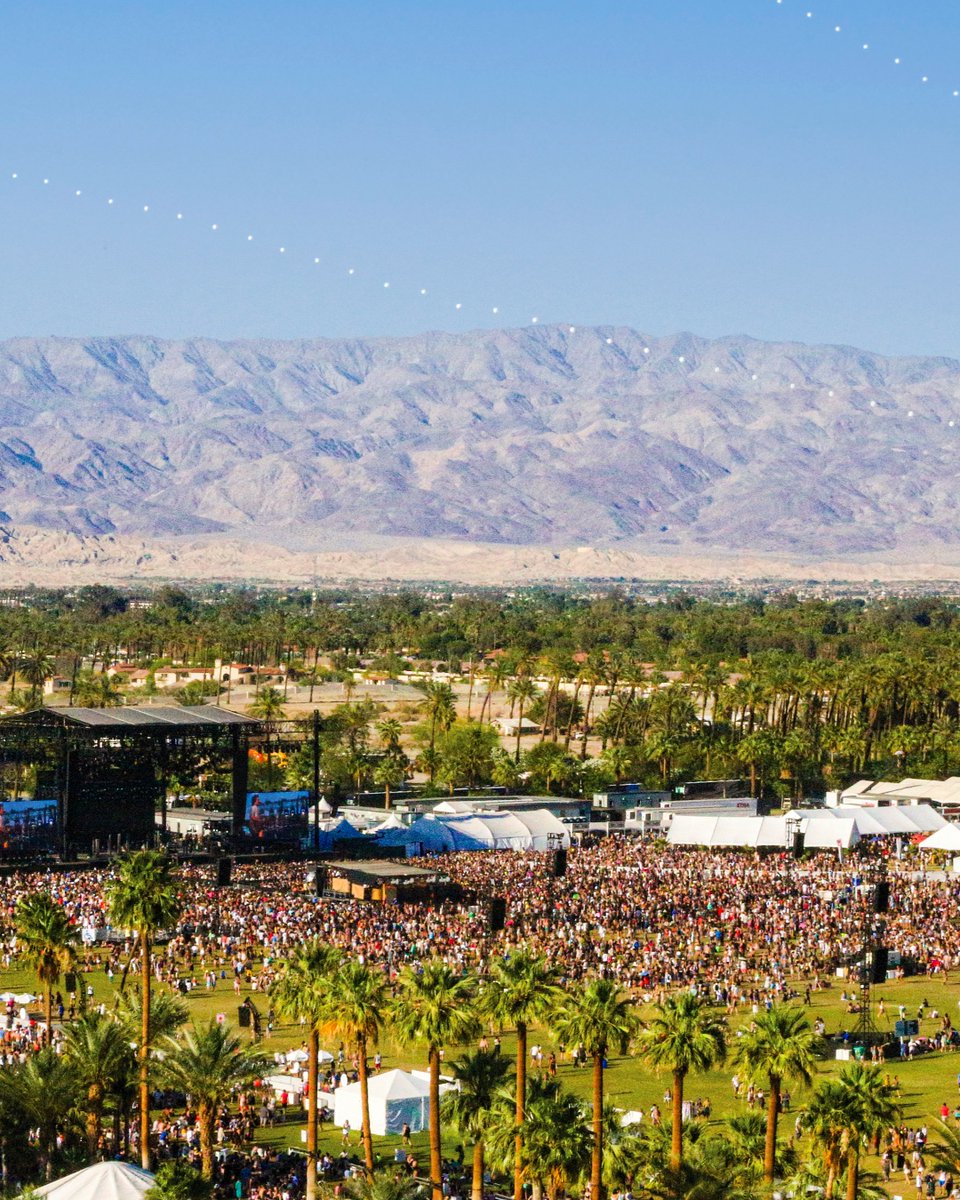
[4,2,959,357]
[774,0,960,97]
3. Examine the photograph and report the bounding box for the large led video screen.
[244,791,309,842]
[0,799,58,855]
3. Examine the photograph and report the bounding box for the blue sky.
[1,0,959,354]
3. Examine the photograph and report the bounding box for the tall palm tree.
[555,978,639,1200]
[734,1005,820,1181]
[14,892,78,1046]
[480,951,563,1200]
[106,849,182,1169]
[64,1011,136,1162]
[420,681,457,757]
[507,677,539,761]
[159,1020,269,1180]
[442,1049,514,1200]
[391,964,480,1200]
[325,959,389,1175]
[637,992,727,1175]
[271,942,343,1200]
[804,1064,900,1200]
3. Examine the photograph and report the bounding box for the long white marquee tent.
[667,803,945,850]
[375,808,570,854]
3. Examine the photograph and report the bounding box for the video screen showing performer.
[244,791,309,841]
[0,799,58,855]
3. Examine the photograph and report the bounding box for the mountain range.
[0,325,957,582]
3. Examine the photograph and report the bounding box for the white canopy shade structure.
[333,1068,452,1136]
[265,1073,306,1096]
[918,824,960,852]
[667,813,861,850]
[378,809,570,854]
[800,817,860,849]
[31,1161,155,1200]
[0,992,36,1005]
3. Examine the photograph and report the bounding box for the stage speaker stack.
[792,831,805,860]
[217,857,232,886]
[871,947,889,984]
[314,867,328,896]
[490,897,507,932]
[874,880,890,913]
[553,848,568,878]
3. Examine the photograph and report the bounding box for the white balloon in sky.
[143,205,149,212]
[715,366,720,372]
[908,410,915,417]
[279,247,285,253]
[606,338,613,344]
[894,57,901,64]
[75,189,81,196]
[420,288,427,295]
[643,347,650,354]
[863,44,869,50]
[922,76,929,83]
[314,257,320,264]
[531,316,539,323]
[790,383,796,389]
[752,373,758,380]
[834,25,841,32]
[678,356,685,363]
[348,268,355,274]
[870,400,876,406]
[383,281,390,288]
[455,303,462,309]
[950,420,956,427]
[828,390,834,396]
[177,213,183,220]
[42,178,48,185]
[492,307,499,314]
[211,223,218,230]
[107,198,114,205]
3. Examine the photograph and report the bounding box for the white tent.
[918,824,960,852]
[800,817,860,849]
[667,813,861,850]
[334,1068,436,1136]
[32,1161,155,1200]
[265,1072,306,1096]
[379,809,570,855]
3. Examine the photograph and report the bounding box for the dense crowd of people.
[2,835,960,1196]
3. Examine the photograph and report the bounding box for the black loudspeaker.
[792,831,805,860]
[895,1019,920,1038]
[64,972,77,994]
[871,947,889,984]
[314,867,328,896]
[874,881,890,913]
[217,857,232,886]
[237,1003,251,1028]
[490,897,507,932]
[553,848,568,878]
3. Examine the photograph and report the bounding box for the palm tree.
[14,892,78,1046]
[159,1020,269,1179]
[374,755,408,809]
[347,1173,423,1200]
[248,685,286,720]
[271,942,343,1200]
[489,1075,592,1200]
[72,669,126,707]
[391,963,480,1200]
[325,960,389,1175]
[64,1011,136,1162]
[480,951,563,1200]
[146,1159,214,1200]
[637,992,727,1174]
[555,978,639,1200]
[420,681,457,756]
[507,677,539,761]
[442,1049,514,1200]
[107,849,182,1169]
[805,1064,900,1200]
[733,1005,820,1181]
[0,1048,79,1179]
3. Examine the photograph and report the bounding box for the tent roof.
[338,1068,431,1101]
[33,1161,155,1200]
[918,824,960,852]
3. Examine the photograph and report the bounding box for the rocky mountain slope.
[0,325,957,579]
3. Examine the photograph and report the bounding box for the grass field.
[3,953,957,1191]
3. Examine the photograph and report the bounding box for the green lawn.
[4,955,958,1190]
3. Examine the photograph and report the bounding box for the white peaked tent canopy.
[333,1068,447,1135]
[376,809,570,854]
[918,824,960,852]
[31,1161,155,1200]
